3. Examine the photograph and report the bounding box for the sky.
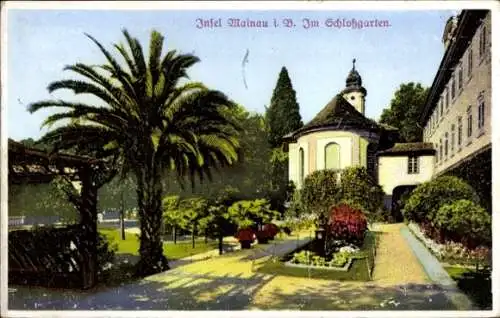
[6,9,454,141]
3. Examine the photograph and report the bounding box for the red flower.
[263,223,279,237]
[236,228,255,242]
[328,203,367,244]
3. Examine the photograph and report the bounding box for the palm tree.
[28,29,241,276]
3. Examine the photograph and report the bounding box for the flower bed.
[407,222,491,268]
[254,231,377,281]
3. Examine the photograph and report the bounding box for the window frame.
[451,124,455,153]
[407,156,419,175]
[467,48,473,77]
[299,147,305,183]
[477,92,485,132]
[450,73,456,100]
[444,132,449,158]
[467,106,473,140]
[458,64,463,91]
[457,116,463,147]
[324,142,341,171]
[479,24,486,59]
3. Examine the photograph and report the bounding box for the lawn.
[100,228,218,260]
[444,266,492,310]
[254,231,377,281]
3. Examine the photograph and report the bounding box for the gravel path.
[372,223,429,285]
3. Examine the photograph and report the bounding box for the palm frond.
[122,29,147,80]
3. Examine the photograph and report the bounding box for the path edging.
[400,224,476,310]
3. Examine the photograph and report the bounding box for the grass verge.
[100,228,219,260]
[253,231,377,281]
[444,266,492,310]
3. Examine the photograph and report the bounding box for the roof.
[378,123,399,131]
[286,94,382,140]
[420,10,489,126]
[8,139,101,166]
[8,138,107,184]
[377,142,436,157]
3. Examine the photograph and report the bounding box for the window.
[444,133,449,158]
[458,117,463,147]
[440,95,444,116]
[467,106,473,138]
[451,74,456,100]
[439,139,443,162]
[445,90,449,111]
[299,147,305,183]
[324,142,340,170]
[479,25,486,58]
[367,143,377,178]
[468,49,473,77]
[478,93,485,131]
[451,124,455,153]
[458,65,463,90]
[408,156,419,174]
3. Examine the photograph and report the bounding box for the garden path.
[371,223,429,285]
[9,224,462,310]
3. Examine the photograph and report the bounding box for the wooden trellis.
[8,139,110,289]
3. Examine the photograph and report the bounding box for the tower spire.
[352,58,356,71]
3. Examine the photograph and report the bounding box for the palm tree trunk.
[218,234,223,255]
[120,191,125,240]
[135,167,169,276]
[192,224,196,248]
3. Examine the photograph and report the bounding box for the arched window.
[324,142,340,170]
[299,147,305,182]
[367,143,378,179]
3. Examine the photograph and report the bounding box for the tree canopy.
[28,29,241,276]
[379,82,429,143]
[265,66,303,148]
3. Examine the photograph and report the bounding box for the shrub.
[285,189,305,219]
[300,169,341,222]
[291,250,313,264]
[235,228,255,242]
[256,228,272,243]
[97,232,117,274]
[328,251,350,267]
[282,226,292,236]
[264,223,279,238]
[402,176,480,224]
[339,167,386,222]
[327,204,368,247]
[434,200,491,249]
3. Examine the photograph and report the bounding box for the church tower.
[342,59,367,115]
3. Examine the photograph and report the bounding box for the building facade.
[285,10,491,214]
[420,10,492,211]
[421,10,491,176]
[285,60,388,189]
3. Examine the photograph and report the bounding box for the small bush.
[403,176,480,224]
[282,226,292,236]
[290,250,350,268]
[328,251,350,267]
[339,167,386,222]
[327,204,367,247]
[235,228,255,242]
[300,169,341,222]
[97,232,117,275]
[434,200,491,249]
[264,223,279,238]
[291,250,313,264]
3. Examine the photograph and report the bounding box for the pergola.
[8,139,111,289]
